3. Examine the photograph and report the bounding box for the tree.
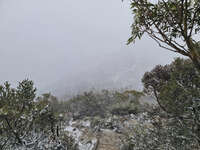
[127,0,200,70]
[142,58,200,145]
[142,64,171,112]
[0,80,78,149]
[0,80,36,146]
[142,58,200,113]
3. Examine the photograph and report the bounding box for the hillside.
[46,51,158,98]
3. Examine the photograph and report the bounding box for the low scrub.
[65,90,144,119]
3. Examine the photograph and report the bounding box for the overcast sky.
[0,0,180,95]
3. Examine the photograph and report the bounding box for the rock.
[64,113,153,150]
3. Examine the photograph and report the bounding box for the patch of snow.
[65,126,82,142]
[101,129,114,133]
[64,123,97,150]
[69,118,77,126]
[78,138,97,150]
[81,120,91,127]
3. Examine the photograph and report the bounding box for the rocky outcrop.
[64,113,152,150]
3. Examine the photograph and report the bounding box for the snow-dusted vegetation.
[1,58,200,150]
[0,80,78,150]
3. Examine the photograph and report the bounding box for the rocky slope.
[64,111,153,150]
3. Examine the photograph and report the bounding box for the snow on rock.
[79,139,97,150]
[64,113,153,150]
[81,120,91,127]
[65,119,97,150]
[65,126,82,142]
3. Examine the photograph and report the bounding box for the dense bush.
[0,80,77,150]
[109,100,138,115]
[65,90,144,119]
[142,58,200,115]
[121,107,200,150]
[109,90,142,115]
[125,57,200,149]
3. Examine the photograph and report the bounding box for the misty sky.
[0,0,180,95]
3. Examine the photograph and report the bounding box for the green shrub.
[65,89,144,118]
[142,58,200,115]
[0,80,76,149]
[141,57,200,147]
[109,100,138,115]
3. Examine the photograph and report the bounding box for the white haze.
[0,0,180,97]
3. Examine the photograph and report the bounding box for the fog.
[0,0,180,97]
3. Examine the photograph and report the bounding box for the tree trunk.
[191,57,200,73]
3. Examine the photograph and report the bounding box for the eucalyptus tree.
[128,0,200,70]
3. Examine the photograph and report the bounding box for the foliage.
[65,90,144,119]
[128,0,200,70]
[140,58,200,148]
[0,80,77,150]
[121,107,200,150]
[109,100,138,115]
[0,80,37,147]
[142,58,200,114]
